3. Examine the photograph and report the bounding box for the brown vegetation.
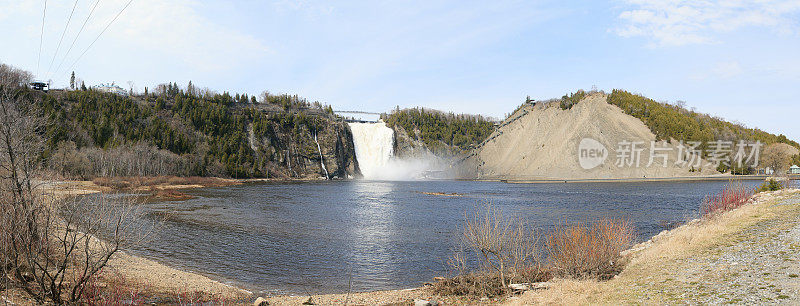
[435,203,634,298]
[545,218,635,280]
[761,143,799,174]
[153,190,195,201]
[92,176,233,191]
[434,204,547,297]
[0,62,33,87]
[49,141,212,180]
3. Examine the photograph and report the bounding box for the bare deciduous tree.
[1,86,150,304]
[0,63,33,88]
[761,143,796,174]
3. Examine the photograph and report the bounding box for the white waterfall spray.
[348,121,394,179]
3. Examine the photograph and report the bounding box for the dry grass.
[545,218,635,280]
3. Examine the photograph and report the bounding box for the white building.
[791,165,800,175]
[94,83,128,96]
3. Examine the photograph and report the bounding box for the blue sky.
[2,0,800,140]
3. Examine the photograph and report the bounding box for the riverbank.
[509,188,800,304]
[33,179,253,303]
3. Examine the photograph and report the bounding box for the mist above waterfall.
[349,121,443,180]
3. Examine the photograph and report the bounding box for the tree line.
[607,89,800,173]
[0,61,345,179]
[382,107,496,153]
[606,89,799,148]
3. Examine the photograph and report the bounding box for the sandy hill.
[459,93,721,180]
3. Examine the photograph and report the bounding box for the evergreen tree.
[70,71,76,90]
[187,80,194,96]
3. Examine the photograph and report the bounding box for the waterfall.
[348,121,394,179]
[313,132,330,179]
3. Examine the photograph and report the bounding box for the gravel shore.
[511,189,800,305]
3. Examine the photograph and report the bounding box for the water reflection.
[347,181,399,288]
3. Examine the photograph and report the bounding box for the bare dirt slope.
[461,93,719,180]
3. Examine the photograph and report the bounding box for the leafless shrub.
[436,203,545,296]
[49,142,205,179]
[461,203,540,287]
[545,218,635,280]
[701,180,754,218]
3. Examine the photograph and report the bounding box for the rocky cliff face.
[391,124,462,159]
[392,124,432,159]
[247,118,359,179]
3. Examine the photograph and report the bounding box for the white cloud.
[712,61,743,78]
[689,61,744,80]
[272,0,334,16]
[80,0,269,72]
[114,0,268,70]
[614,0,800,47]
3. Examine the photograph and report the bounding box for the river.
[121,179,761,295]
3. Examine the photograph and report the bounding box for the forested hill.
[382,107,496,156]
[605,89,799,149]
[21,85,358,179]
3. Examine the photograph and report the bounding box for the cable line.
[37,0,48,77]
[46,0,80,78]
[64,0,133,80]
[53,0,101,78]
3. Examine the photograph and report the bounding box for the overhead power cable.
[64,0,133,80]
[46,0,81,78]
[37,0,48,77]
[52,0,102,78]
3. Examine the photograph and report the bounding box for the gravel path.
[672,199,800,304]
[513,189,800,305]
[633,192,800,305]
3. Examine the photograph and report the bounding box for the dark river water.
[121,179,761,295]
